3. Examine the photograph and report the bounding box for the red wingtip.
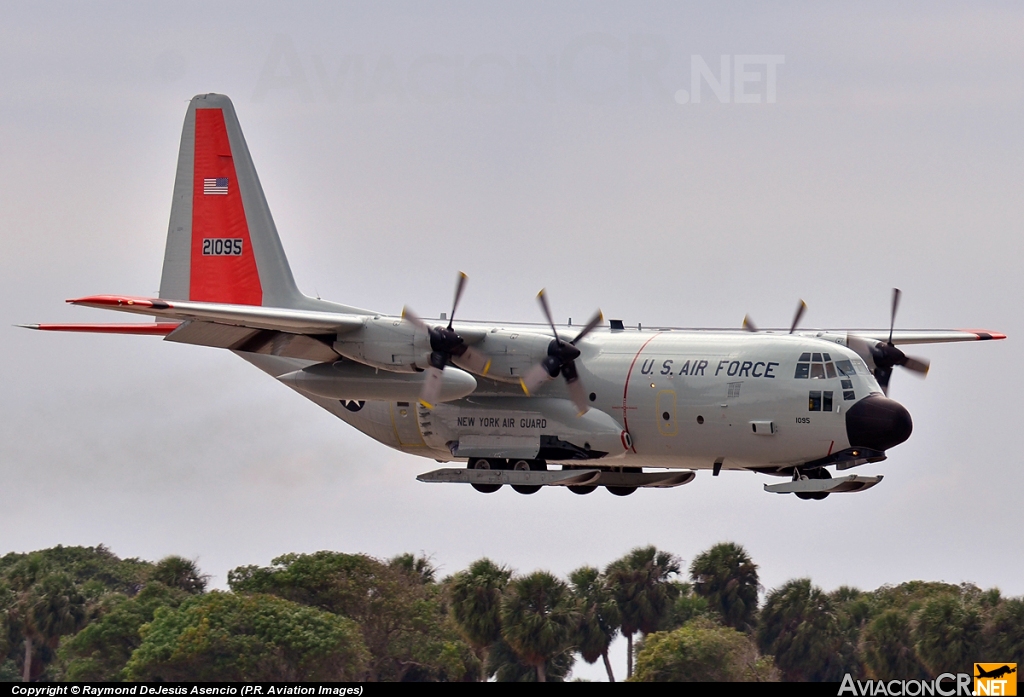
[66,295,170,309]
[959,329,1007,341]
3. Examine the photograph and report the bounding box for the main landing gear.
[464,460,647,496]
[467,458,547,494]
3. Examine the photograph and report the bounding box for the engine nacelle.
[279,360,477,402]
[454,329,553,383]
[333,315,430,373]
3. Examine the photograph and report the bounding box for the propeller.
[520,289,603,415]
[742,299,806,334]
[857,288,930,395]
[403,272,492,409]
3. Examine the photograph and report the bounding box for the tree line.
[1,543,1021,682]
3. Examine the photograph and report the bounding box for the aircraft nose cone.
[846,395,913,452]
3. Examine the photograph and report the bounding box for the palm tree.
[448,558,511,680]
[688,542,760,631]
[500,571,578,682]
[151,556,208,594]
[569,566,621,682]
[6,560,87,682]
[757,578,845,681]
[605,546,681,678]
[913,595,983,677]
[862,609,927,680]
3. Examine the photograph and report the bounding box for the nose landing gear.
[794,467,832,500]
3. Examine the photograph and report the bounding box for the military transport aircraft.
[23,94,1006,500]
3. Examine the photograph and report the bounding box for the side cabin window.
[795,352,835,380]
[808,390,834,412]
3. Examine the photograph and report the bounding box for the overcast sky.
[1,2,1021,680]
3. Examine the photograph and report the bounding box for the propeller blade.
[902,355,930,376]
[520,363,554,396]
[742,315,758,332]
[566,377,590,415]
[536,289,560,339]
[571,310,604,345]
[402,306,429,331]
[448,272,468,330]
[889,288,901,344]
[789,300,807,334]
[846,334,875,369]
[456,345,492,376]
[875,367,893,397]
[419,365,444,409]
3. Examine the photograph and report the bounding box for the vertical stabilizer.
[159,94,339,311]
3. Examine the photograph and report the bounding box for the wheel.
[607,467,640,496]
[568,486,597,495]
[469,458,502,494]
[795,467,830,500]
[511,459,545,495]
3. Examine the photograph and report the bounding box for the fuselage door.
[391,401,425,448]
[656,389,678,436]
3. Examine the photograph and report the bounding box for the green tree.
[447,558,511,679]
[913,595,983,677]
[499,571,578,682]
[606,546,681,678]
[982,597,1024,665]
[757,578,847,681]
[689,542,760,632]
[390,554,437,585]
[6,565,87,682]
[229,551,477,681]
[56,582,190,681]
[569,566,620,682]
[486,637,574,682]
[665,582,711,629]
[632,618,778,682]
[861,609,927,680]
[1,546,168,681]
[150,556,209,595]
[124,591,368,681]
[0,545,153,597]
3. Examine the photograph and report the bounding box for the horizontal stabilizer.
[18,323,180,335]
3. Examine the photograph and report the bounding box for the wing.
[804,329,1006,346]
[64,295,366,333]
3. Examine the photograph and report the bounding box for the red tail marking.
[67,295,166,308]
[190,109,262,306]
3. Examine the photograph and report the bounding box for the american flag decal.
[203,177,229,195]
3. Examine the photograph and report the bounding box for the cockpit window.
[835,359,855,376]
[796,353,852,380]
